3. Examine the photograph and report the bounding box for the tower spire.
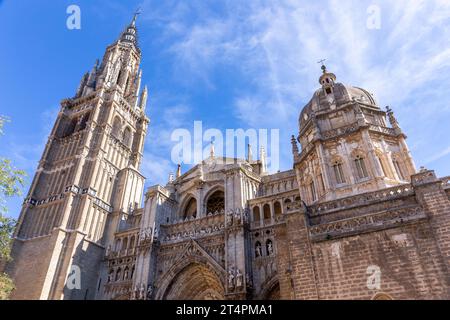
[118,11,141,47]
[131,8,142,26]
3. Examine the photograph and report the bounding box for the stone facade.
[4,18,450,300]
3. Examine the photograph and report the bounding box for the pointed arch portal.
[162,263,225,300]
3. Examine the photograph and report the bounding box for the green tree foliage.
[0,115,26,299]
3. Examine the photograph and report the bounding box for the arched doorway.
[260,279,280,300]
[265,283,280,300]
[163,263,225,300]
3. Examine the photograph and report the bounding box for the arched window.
[129,236,135,249]
[123,266,129,280]
[332,160,346,184]
[284,199,292,212]
[130,265,135,279]
[64,118,78,137]
[309,181,317,202]
[266,239,274,256]
[115,268,122,282]
[124,75,130,92]
[115,239,121,251]
[183,197,197,219]
[112,116,121,138]
[108,269,114,283]
[78,112,90,131]
[122,237,128,252]
[123,127,132,148]
[206,190,224,214]
[274,202,282,216]
[376,155,388,177]
[116,69,122,85]
[253,206,261,222]
[354,155,368,179]
[393,159,405,180]
[263,204,271,220]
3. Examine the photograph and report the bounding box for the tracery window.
[393,159,405,180]
[274,201,282,216]
[263,204,271,220]
[354,155,369,179]
[332,160,346,185]
[206,190,224,214]
[112,116,121,138]
[123,127,132,148]
[284,199,292,211]
[376,155,388,177]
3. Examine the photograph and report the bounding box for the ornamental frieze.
[309,206,426,241]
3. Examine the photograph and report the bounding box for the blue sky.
[1,0,450,219]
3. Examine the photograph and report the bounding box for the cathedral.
[4,17,450,300]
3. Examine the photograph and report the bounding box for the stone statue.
[267,241,273,255]
[236,269,243,288]
[246,273,253,288]
[228,268,235,289]
[234,209,241,224]
[131,285,138,300]
[105,245,111,257]
[146,285,153,299]
[226,210,233,226]
[139,283,146,300]
[255,243,262,257]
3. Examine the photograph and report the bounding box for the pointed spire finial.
[260,146,267,174]
[176,164,182,178]
[247,144,253,162]
[210,139,215,158]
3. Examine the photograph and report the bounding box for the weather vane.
[317,58,327,73]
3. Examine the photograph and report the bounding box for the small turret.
[260,146,267,174]
[176,164,182,178]
[247,144,253,163]
[139,85,148,111]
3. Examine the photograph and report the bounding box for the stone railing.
[321,122,359,140]
[309,184,414,216]
[160,211,226,243]
[310,206,426,241]
[369,124,396,136]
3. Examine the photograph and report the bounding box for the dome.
[299,82,378,129]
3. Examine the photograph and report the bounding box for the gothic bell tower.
[6,15,150,300]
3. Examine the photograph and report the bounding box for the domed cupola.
[318,63,337,94]
[292,63,417,205]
